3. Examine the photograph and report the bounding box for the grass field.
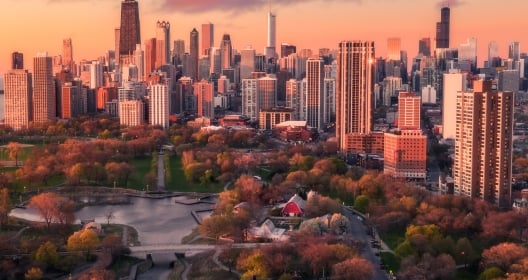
[379,228,405,250]
[0,144,36,162]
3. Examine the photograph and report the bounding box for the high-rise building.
[240,47,256,80]
[194,79,214,118]
[149,83,169,128]
[4,70,32,130]
[442,70,467,139]
[201,23,214,56]
[418,38,431,56]
[266,12,277,61]
[119,0,141,64]
[242,75,277,121]
[305,57,325,131]
[286,79,301,120]
[11,52,23,70]
[435,6,450,49]
[89,61,103,89]
[387,37,401,61]
[172,39,185,66]
[220,34,233,70]
[33,54,56,123]
[454,80,513,209]
[119,100,144,127]
[458,37,477,72]
[189,28,199,80]
[397,92,421,130]
[281,43,296,58]
[488,41,500,67]
[61,81,83,119]
[144,38,157,76]
[336,41,375,152]
[63,38,73,71]
[509,41,521,61]
[156,21,170,68]
[134,44,144,80]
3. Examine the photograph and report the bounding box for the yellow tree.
[67,229,100,259]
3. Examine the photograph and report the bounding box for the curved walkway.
[6,226,29,242]
[212,247,241,277]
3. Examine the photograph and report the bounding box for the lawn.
[127,155,224,193]
[0,144,38,162]
[380,252,400,273]
[379,228,406,250]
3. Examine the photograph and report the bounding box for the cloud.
[155,0,361,14]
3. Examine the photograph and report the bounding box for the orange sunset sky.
[0,0,526,80]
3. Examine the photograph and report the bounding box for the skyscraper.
[201,23,214,56]
[397,92,421,130]
[487,41,500,68]
[11,52,23,70]
[442,70,467,140]
[458,37,477,71]
[144,38,157,76]
[435,6,450,49]
[220,34,233,70]
[509,41,521,61]
[156,21,170,68]
[266,12,277,61]
[418,38,431,56]
[33,54,56,123]
[336,41,375,151]
[4,70,32,130]
[281,43,296,58]
[189,28,199,80]
[454,80,513,209]
[172,39,185,66]
[240,47,256,80]
[387,37,401,61]
[305,57,325,131]
[119,0,141,64]
[63,38,73,71]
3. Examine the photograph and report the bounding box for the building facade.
[33,54,56,123]
[119,100,144,127]
[454,80,514,209]
[336,41,375,152]
[149,83,169,128]
[4,70,32,130]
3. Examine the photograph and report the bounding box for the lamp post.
[461,251,466,269]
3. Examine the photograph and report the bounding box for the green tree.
[478,267,504,280]
[354,195,370,213]
[34,241,59,267]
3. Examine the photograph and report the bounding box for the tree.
[0,188,9,229]
[481,242,528,271]
[237,250,269,280]
[332,257,374,280]
[199,215,233,239]
[29,192,75,229]
[67,229,100,259]
[105,209,115,225]
[34,241,59,267]
[354,195,370,213]
[478,267,504,280]
[102,234,129,257]
[6,142,21,167]
[78,269,115,280]
[24,267,43,280]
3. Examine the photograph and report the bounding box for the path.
[212,247,241,277]
[6,226,29,242]
[156,153,166,192]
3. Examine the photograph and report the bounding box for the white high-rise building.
[266,12,277,61]
[119,100,144,127]
[134,44,144,80]
[242,75,277,121]
[286,79,301,120]
[149,83,169,128]
[89,60,103,89]
[421,85,437,104]
[458,37,477,71]
[382,76,402,106]
[442,70,467,140]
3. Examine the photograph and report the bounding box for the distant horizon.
[0,0,526,79]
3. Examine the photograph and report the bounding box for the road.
[343,208,392,280]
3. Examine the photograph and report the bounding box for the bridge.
[129,242,263,254]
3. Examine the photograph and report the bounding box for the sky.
[0,0,527,81]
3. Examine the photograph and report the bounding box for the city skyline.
[0,0,527,79]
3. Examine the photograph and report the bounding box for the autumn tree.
[332,257,374,280]
[102,234,129,257]
[199,215,234,240]
[6,142,21,167]
[67,229,101,259]
[236,250,269,280]
[480,242,528,272]
[28,193,75,229]
[0,188,9,229]
[24,267,43,280]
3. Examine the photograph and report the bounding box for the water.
[10,196,214,245]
